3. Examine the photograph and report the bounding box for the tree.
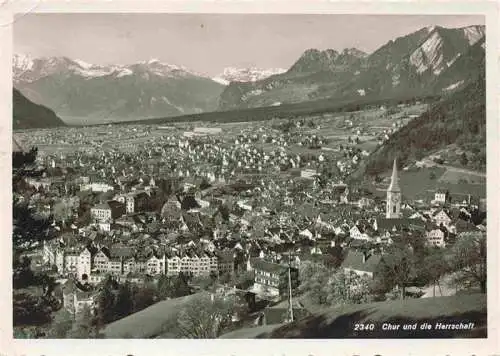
[157,275,175,300]
[325,270,372,306]
[460,152,469,166]
[168,293,236,338]
[13,292,52,326]
[53,200,74,224]
[95,277,116,325]
[419,248,450,296]
[172,273,192,298]
[449,232,487,293]
[298,261,330,305]
[374,244,417,299]
[67,304,98,338]
[114,282,134,319]
[132,285,157,312]
[48,309,73,338]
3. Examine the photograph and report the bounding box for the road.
[420,159,486,178]
[420,274,458,298]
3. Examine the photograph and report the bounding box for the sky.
[14,14,484,76]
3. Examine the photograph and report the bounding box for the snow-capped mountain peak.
[12,54,207,82]
[147,58,161,64]
[73,58,93,69]
[13,53,34,71]
[213,67,286,85]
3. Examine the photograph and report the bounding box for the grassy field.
[221,293,486,339]
[102,292,206,338]
[438,170,486,184]
[365,167,446,200]
[363,165,486,201]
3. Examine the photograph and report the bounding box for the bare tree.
[165,293,236,338]
[450,232,487,293]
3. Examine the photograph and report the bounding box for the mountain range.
[13,24,485,123]
[13,56,225,124]
[218,25,485,110]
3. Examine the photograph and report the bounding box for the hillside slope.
[218,25,484,111]
[13,88,66,129]
[221,294,486,338]
[355,66,485,178]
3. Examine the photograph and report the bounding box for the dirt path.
[420,274,458,298]
[421,159,486,178]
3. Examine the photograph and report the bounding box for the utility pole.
[287,250,294,323]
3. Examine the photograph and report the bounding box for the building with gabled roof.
[62,278,98,315]
[341,250,382,279]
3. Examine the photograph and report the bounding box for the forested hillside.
[359,72,486,177]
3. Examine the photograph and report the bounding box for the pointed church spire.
[388,158,400,192]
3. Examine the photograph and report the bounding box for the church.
[386,158,402,219]
[373,159,424,233]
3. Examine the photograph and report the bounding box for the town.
[12,110,487,339]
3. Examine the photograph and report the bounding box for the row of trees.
[374,231,487,298]
[300,231,487,308]
[298,261,372,306]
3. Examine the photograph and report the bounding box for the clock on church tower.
[386,159,401,219]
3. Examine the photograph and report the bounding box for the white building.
[77,248,92,281]
[80,182,114,193]
[90,203,112,223]
[426,229,446,247]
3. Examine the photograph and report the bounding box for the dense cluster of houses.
[15,123,486,319]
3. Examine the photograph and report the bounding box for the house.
[250,258,299,298]
[166,253,181,276]
[93,248,111,273]
[77,248,92,281]
[64,250,80,277]
[217,250,235,276]
[300,169,318,179]
[146,254,165,275]
[374,218,425,234]
[432,209,452,228]
[434,190,450,205]
[357,197,374,209]
[426,228,446,247]
[349,224,373,241]
[341,250,382,279]
[261,299,308,325]
[87,273,107,286]
[62,279,98,315]
[122,257,137,275]
[90,203,112,223]
[331,184,349,204]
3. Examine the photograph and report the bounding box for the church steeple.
[386,158,402,219]
[388,158,400,192]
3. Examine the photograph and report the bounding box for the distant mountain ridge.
[13,56,225,124]
[13,24,485,123]
[13,88,66,129]
[218,25,485,110]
